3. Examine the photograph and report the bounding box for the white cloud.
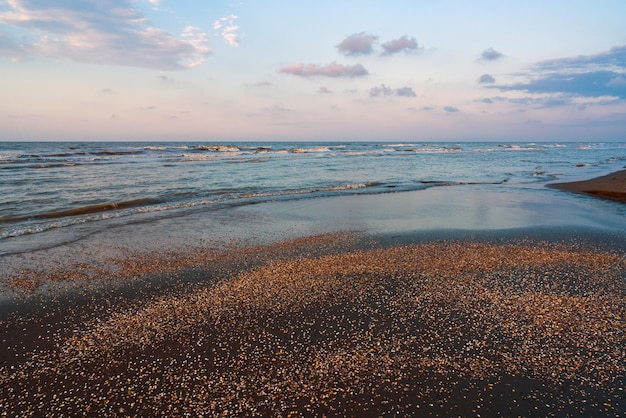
[181,26,210,67]
[214,15,240,47]
[0,0,211,70]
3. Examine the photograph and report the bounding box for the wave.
[238,183,370,199]
[235,178,509,202]
[0,178,513,243]
[90,150,140,156]
[1,162,79,170]
[497,144,541,151]
[196,145,241,152]
[178,153,221,161]
[288,146,331,154]
[143,145,188,151]
[9,142,606,172]
[0,198,163,223]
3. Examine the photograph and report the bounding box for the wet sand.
[549,169,626,203]
[1,230,624,417]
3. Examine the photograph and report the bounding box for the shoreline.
[3,225,625,304]
[549,169,626,203]
[1,228,624,416]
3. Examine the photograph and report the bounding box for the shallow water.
[2,142,624,241]
[245,185,626,233]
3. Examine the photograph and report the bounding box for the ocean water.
[1,141,625,259]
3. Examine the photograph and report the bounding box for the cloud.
[506,96,573,109]
[214,15,240,47]
[607,75,626,87]
[0,0,211,70]
[279,62,368,78]
[317,86,333,94]
[395,86,417,97]
[443,106,460,112]
[513,95,616,109]
[0,29,26,61]
[493,46,626,99]
[369,84,416,98]
[498,71,626,98]
[479,94,617,110]
[478,73,496,84]
[248,105,294,119]
[369,84,392,97]
[533,45,626,71]
[336,32,378,56]
[480,47,503,61]
[251,81,273,87]
[381,35,419,55]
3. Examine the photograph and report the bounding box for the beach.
[1,170,625,416]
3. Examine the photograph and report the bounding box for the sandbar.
[549,169,626,203]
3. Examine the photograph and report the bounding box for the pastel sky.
[1,0,626,141]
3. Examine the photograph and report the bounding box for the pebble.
[0,234,624,416]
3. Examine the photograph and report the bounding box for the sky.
[1,0,626,142]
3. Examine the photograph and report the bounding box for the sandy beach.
[549,169,626,203]
[1,170,625,416]
[1,228,624,417]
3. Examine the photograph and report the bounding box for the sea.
[1,141,626,265]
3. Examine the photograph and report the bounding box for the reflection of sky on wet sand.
[246,185,626,233]
[3,184,624,285]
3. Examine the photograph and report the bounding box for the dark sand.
[1,231,624,417]
[549,169,626,203]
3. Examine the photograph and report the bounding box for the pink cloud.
[381,35,419,55]
[336,32,378,56]
[279,62,368,78]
